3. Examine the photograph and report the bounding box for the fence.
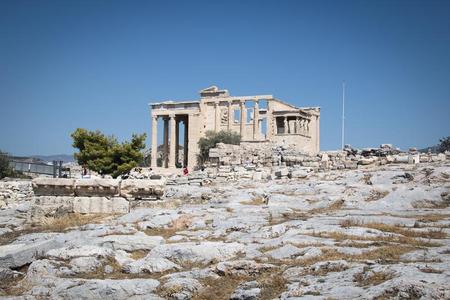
[9,160,70,178]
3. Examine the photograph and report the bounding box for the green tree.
[71,128,146,178]
[0,150,13,179]
[438,136,450,153]
[197,130,241,164]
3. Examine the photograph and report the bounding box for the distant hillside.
[31,154,75,163]
[418,145,440,153]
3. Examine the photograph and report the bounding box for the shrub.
[197,130,241,164]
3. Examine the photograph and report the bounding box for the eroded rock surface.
[1,161,449,299]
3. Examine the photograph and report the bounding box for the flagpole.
[341,80,345,150]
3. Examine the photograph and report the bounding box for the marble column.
[168,115,176,168]
[175,119,180,167]
[227,101,233,130]
[214,102,220,132]
[163,118,169,167]
[295,117,300,134]
[267,101,273,138]
[283,117,288,134]
[151,116,158,167]
[240,100,246,138]
[184,117,189,167]
[253,101,259,140]
[273,116,277,135]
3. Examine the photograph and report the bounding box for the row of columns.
[213,100,264,140]
[277,116,310,135]
[151,114,188,168]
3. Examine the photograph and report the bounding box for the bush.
[71,128,146,178]
[0,150,13,179]
[438,136,450,153]
[197,130,241,164]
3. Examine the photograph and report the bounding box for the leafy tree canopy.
[0,150,13,179]
[438,136,450,153]
[71,128,146,178]
[197,130,241,164]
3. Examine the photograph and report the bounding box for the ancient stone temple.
[149,86,320,168]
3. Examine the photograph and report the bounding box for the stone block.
[408,154,420,164]
[32,178,75,196]
[393,155,409,163]
[74,179,120,197]
[358,158,375,165]
[274,168,289,178]
[291,169,309,179]
[120,179,165,199]
[344,162,358,169]
[72,197,129,214]
[252,172,262,181]
[419,155,430,163]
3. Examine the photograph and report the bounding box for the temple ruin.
[149,86,320,168]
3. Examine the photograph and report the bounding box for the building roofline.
[148,100,200,106]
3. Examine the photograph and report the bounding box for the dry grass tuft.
[280,245,414,268]
[258,273,288,299]
[144,227,179,239]
[0,264,29,296]
[311,231,441,248]
[129,250,148,260]
[340,218,363,228]
[240,195,266,206]
[268,210,310,225]
[193,270,287,300]
[362,223,447,239]
[309,199,345,215]
[40,213,107,232]
[338,220,447,239]
[0,213,103,245]
[353,267,395,286]
[417,214,449,223]
[144,214,193,239]
[193,275,250,300]
[366,190,390,202]
[419,266,443,274]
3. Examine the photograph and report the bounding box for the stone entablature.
[149,86,320,169]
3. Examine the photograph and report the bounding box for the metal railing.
[9,160,70,178]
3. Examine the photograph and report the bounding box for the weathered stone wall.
[32,178,165,199]
[28,177,166,218]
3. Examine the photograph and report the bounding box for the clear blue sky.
[1,0,449,156]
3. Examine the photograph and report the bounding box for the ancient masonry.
[149,86,320,169]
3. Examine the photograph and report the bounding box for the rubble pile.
[209,142,276,166]
[209,143,449,170]
[0,180,33,207]
[166,172,208,186]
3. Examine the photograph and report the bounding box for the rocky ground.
[0,162,449,299]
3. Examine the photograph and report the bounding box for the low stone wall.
[32,177,165,199]
[27,177,166,218]
[30,196,129,220]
